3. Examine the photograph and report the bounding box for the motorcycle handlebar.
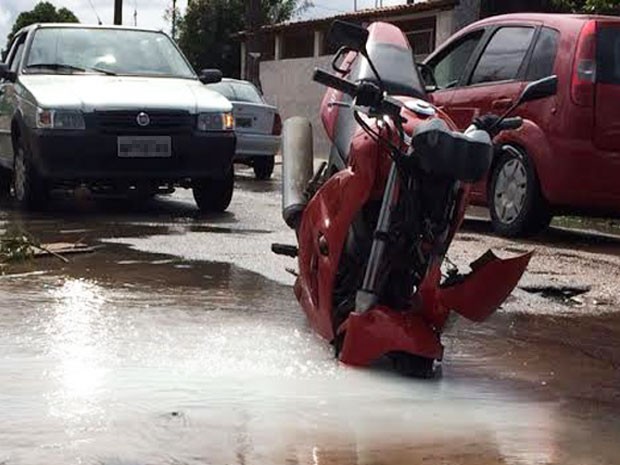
[313,68,403,118]
[496,117,523,131]
[313,69,357,97]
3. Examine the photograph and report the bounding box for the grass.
[0,227,37,263]
[552,216,620,235]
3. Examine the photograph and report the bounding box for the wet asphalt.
[0,166,619,465]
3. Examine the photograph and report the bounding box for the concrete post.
[240,41,247,80]
[275,34,283,61]
[313,30,323,57]
[436,10,456,48]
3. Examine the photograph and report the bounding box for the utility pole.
[171,0,177,39]
[245,0,262,89]
[114,0,122,25]
[354,0,358,11]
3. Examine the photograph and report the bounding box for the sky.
[0,0,407,50]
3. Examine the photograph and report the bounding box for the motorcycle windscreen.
[321,22,427,166]
[359,22,426,100]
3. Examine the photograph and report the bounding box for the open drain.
[519,283,591,305]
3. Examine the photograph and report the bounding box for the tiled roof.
[235,0,459,37]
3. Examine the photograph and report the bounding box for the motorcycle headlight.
[197,112,234,131]
[36,109,85,130]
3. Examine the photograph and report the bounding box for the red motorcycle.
[273,21,557,377]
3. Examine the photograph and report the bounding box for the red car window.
[598,25,620,85]
[526,27,559,81]
[470,27,535,85]
[431,31,483,89]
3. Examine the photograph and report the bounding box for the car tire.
[13,140,49,210]
[489,146,551,238]
[253,156,275,180]
[192,168,234,213]
[128,185,158,203]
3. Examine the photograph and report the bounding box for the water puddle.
[0,246,618,464]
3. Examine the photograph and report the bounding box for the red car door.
[446,26,538,203]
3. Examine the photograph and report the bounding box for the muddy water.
[0,173,619,464]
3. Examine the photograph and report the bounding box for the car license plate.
[117,136,171,158]
[237,117,253,128]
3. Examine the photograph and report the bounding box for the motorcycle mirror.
[199,68,223,84]
[417,63,437,93]
[328,20,369,53]
[517,75,558,105]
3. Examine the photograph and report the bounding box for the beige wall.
[260,55,334,157]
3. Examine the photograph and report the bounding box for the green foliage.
[164,5,184,42]
[551,0,620,13]
[0,228,36,263]
[177,0,310,77]
[7,1,79,45]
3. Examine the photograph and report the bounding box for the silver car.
[208,79,281,179]
[0,23,236,211]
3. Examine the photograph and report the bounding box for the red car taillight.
[571,20,597,107]
[272,113,282,136]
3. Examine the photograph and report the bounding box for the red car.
[422,14,620,236]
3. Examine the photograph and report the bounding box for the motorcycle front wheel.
[388,351,436,379]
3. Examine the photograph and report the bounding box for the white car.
[0,23,236,211]
[208,79,281,179]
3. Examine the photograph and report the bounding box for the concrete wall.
[453,0,482,31]
[437,0,481,47]
[260,55,334,156]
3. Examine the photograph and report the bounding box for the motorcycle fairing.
[439,250,533,322]
[296,131,380,341]
[338,306,444,367]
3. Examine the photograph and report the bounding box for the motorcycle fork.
[355,160,400,312]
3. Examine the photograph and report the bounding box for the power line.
[87,0,102,24]
[311,3,348,14]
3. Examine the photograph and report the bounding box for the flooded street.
[1,167,619,465]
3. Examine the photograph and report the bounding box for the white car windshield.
[24,27,196,79]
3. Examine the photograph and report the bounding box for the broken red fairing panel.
[338,307,444,367]
[439,250,533,322]
[336,250,530,367]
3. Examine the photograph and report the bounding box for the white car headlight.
[197,112,234,131]
[36,109,85,130]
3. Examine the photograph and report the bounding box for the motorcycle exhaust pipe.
[282,117,314,229]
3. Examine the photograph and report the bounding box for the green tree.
[7,1,79,45]
[551,0,620,13]
[164,4,184,41]
[177,0,310,78]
